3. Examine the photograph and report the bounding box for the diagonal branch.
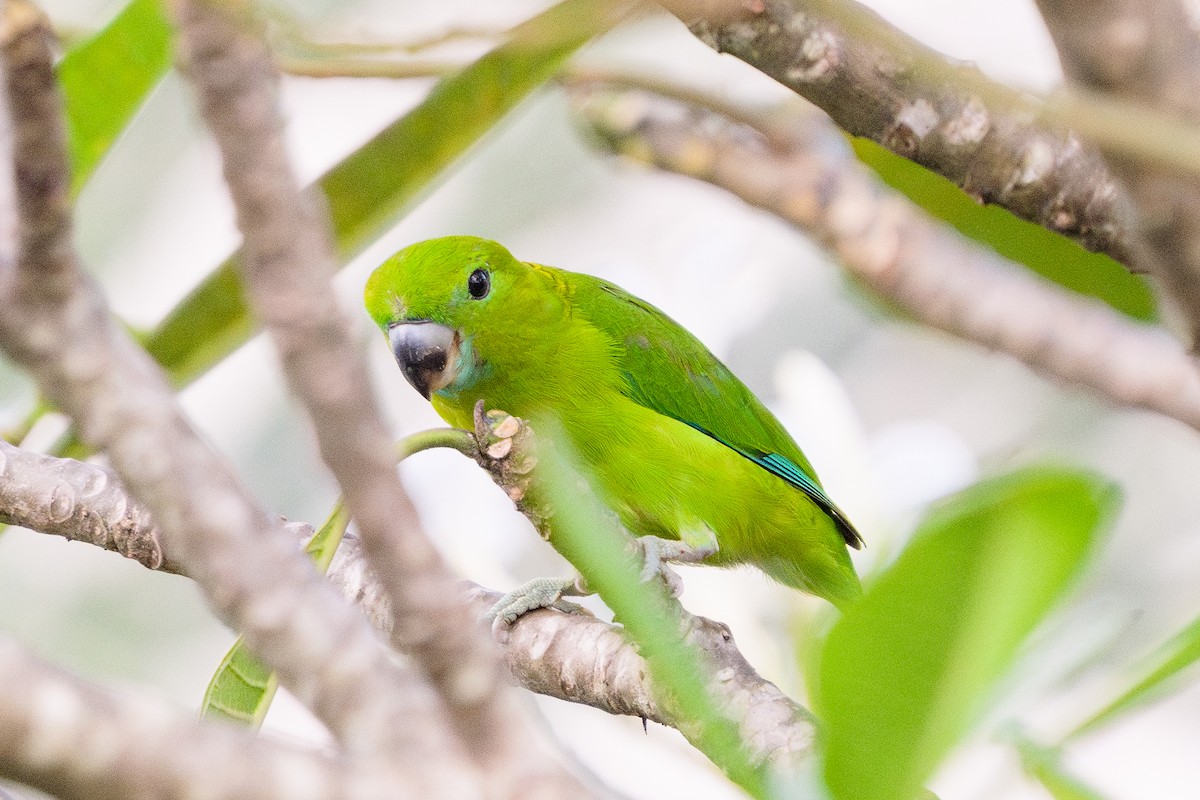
[576,87,1200,431]
[0,2,473,787]
[668,0,1143,273]
[0,435,820,774]
[331,535,821,774]
[169,0,598,795]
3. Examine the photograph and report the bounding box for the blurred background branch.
[0,635,418,800]
[577,87,1200,430]
[675,0,1143,271]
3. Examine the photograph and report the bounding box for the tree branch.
[671,0,1142,272]
[1034,0,1200,346]
[0,2,474,786]
[0,433,819,774]
[0,636,425,800]
[0,440,173,572]
[168,1,594,795]
[330,534,820,773]
[576,87,1200,431]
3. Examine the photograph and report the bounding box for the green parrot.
[365,236,863,614]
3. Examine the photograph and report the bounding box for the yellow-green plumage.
[365,236,863,607]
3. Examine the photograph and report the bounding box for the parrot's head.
[364,235,560,401]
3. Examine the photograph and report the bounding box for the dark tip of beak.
[389,321,458,400]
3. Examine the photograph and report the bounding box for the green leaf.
[1014,735,1109,800]
[533,418,769,797]
[851,138,1157,322]
[59,0,173,194]
[146,0,628,387]
[198,639,279,727]
[817,467,1118,800]
[1064,613,1200,740]
[200,500,349,726]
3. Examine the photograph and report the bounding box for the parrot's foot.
[486,576,592,638]
[472,400,538,504]
[631,536,718,597]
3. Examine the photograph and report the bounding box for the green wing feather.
[571,275,863,549]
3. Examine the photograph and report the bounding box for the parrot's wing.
[584,279,863,549]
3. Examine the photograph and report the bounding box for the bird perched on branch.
[365,236,863,617]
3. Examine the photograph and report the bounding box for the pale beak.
[388,321,460,399]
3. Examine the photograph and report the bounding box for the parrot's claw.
[631,536,718,597]
[486,576,592,640]
[472,400,538,503]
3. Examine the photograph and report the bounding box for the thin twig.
[577,87,1200,431]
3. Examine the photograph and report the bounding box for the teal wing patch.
[575,276,864,549]
[751,452,863,549]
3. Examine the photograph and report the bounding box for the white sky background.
[2,2,1200,799]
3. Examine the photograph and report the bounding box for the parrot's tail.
[760,554,863,611]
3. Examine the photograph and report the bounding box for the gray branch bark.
[0,440,172,572]
[168,2,594,795]
[331,534,820,773]
[0,434,820,776]
[0,636,424,800]
[0,3,477,792]
[671,0,1141,272]
[577,87,1200,431]
[1034,0,1200,347]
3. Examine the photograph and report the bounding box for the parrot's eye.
[467,268,491,299]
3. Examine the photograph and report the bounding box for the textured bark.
[578,88,1200,430]
[331,534,820,773]
[671,0,1141,272]
[0,432,819,775]
[0,440,172,572]
[1034,0,1200,347]
[0,3,476,792]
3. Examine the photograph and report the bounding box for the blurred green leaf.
[534,417,768,797]
[851,138,1156,321]
[199,638,279,727]
[59,0,173,194]
[817,468,1118,800]
[1065,614,1200,740]
[1014,735,1109,800]
[200,500,349,726]
[146,0,629,387]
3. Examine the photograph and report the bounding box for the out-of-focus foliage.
[852,138,1157,321]
[1065,613,1200,741]
[817,468,1118,800]
[59,0,172,194]
[536,421,768,798]
[1014,735,1110,800]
